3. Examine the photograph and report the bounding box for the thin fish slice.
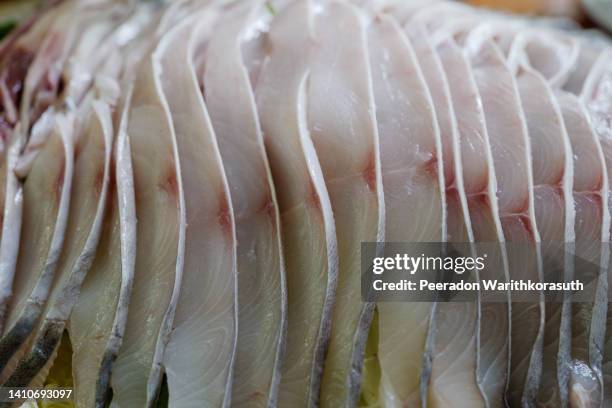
[1,100,113,389]
[463,35,545,406]
[68,87,136,408]
[109,42,185,407]
[564,43,604,95]
[204,3,286,407]
[0,5,67,332]
[507,39,576,406]
[253,1,338,405]
[0,112,73,379]
[0,6,135,383]
[158,12,239,408]
[427,34,510,407]
[556,89,609,407]
[578,50,612,406]
[308,2,385,407]
[367,15,447,407]
[405,21,485,408]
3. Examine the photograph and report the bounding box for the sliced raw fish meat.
[426,33,510,408]
[564,43,604,95]
[158,11,239,408]
[68,87,136,408]
[0,112,73,380]
[463,35,544,407]
[557,89,609,407]
[1,100,113,389]
[507,39,576,406]
[308,2,385,406]
[579,50,612,406]
[405,21,485,408]
[204,2,287,406]
[253,1,338,406]
[108,36,186,407]
[367,15,447,407]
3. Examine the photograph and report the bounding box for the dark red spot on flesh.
[161,169,179,199]
[363,151,377,192]
[218,192,232,237]
[2,47,33,106]
[93,166,106,198]
[423,154,439,178]
[259,192,276,220]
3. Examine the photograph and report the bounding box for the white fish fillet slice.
[68,86,136,408]
[204,3,286,407]
[1,100,113,389]
[308,2,385,407]
[464,35,545,407]
[507,42,576,406]
[158,12,239,408]
[428,35,510,408]
[578,51,612,406]
[367,15,447,408]
[109,40,186,407]
[405,21,485,408]
[556,89,609,407]
[564,43,604,95]
[0,4,137,382]
[0,0,106,337]
[505,30,579,88]
[0,113,73,381]
[253,1,338,406]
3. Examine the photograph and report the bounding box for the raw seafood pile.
[0,0,611,407]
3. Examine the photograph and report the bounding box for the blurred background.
[0,0,611,34]
[468,0,612,32]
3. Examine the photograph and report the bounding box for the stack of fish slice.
[0,0,611,407]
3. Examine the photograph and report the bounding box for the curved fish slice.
[507,40,576,406]
[0,100,113,389]
[367,15,447,408]
[0,0,92,338]
[157,12,239,408]
[307,2,385,407]
[0,145,9,333]
[0,113,73,380]
[564,43,604,95]
[464,35,544,407]
[579,51,612,406]
[253,1,338,406]
[204,3,286,407]
[108,41,185,407]
[68,87,136,408]
[556,89,609,407]
[405,21,485,408]
[427,34,510,408]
